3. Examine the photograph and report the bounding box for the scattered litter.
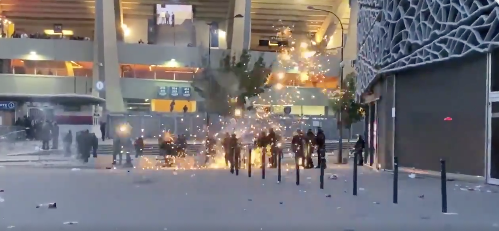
[127,170,131,173]
[443,212,458,215]
[0,197,4,202]
[0,189,4,192]
[243,208,247,211]
[344,190,347,193]
[306,177,312,180]
[359,188,365,191]
[408,173,416,179]
[279,202,283,204]
[36,202,57,209]
[277,181,280,184]
[71,168,81,171]
[248,199,252,202]
[105,167,112,170]
[63,221,78,225]
[7,226,14,229]
[337,207,341,209]
[344,180,348,182]
[329,174,338,180]
[262,184,265,186]
[325,194,331,198]
[487,190,493,193]
[418,195,425,199]
[372,202,380,204]
[446,179,455,182]
[173,171,178,175]
[191,174,196,177]
[164,228,168,230]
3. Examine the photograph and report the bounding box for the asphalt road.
[0,164,498,231]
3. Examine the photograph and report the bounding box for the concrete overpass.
[0,0,352,51]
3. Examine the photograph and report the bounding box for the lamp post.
[205,14,244,132]
[307,6,345,163]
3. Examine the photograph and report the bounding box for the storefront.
[364,51,499,185]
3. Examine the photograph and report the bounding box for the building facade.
[356,0,499,184]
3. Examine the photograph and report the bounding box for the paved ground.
[1,161,498,231]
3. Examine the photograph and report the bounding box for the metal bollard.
[440,159,447,213]
[393,156,398,204]
[320,148,325,189]
[248,147,252,177]
[353,149,358,196]
[234,149,239,176]
[277,149,282,183]
[295,155,300,185]
[262,148,266,180]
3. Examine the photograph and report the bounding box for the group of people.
[221,133,242,173]
[73,130,99,163]
[158,11,176,26]
[15,116,60,150]
[291,128,326,169]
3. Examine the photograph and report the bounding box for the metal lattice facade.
[356,0,499,93]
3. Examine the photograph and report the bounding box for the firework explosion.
[122,20,340,170]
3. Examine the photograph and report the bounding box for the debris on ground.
[36,202,57,209]
[0,197,4,202]
[71,168,81,171]
[325,194,331,198]
[408,173,416,179]
[0,189,4,192]
[419,195,425,199]
[7,226,15,229]
[63,221,78,225]
[359,188,365,191]
[373,202,380,204]
[329,174,338,180]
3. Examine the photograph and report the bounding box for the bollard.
[248,148,252,177]
[262,148,266,180]
[393,156,398,204]
[295,155,300,185]
[234,149,239,176]
[320,148,325,189]
[277,149,282,183]
[353,149,358,196]
[440,159,447,213]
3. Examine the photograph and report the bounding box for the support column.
[342,0,359,79]
[115,0,124,41]
[230,0,251,60]
[94,0,125,112]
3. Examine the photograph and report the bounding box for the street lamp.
[307,5,345,163]
[205,14,244,133]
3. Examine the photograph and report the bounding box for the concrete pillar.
[94,0,125,112]
[230,0,251,60]
[342,0,358,79]
[114,0,124,41]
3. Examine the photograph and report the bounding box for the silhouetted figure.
[51,122,59,149]
[267,128,279,168]
[305,129,315,168]
[205,135,217,165]
[229,133,240,174]
[354,135,365,166]
[315,128,326,169]
[91,133,98,158]
[100,122,106,141]
[63,130,73,156]
[170,100,176,112]
[222,133,231,167]
[135,137,144,158]
[41,121,52,150]
[183,105,188,113]
[291,129,305,167]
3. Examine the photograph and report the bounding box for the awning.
[0,93,105,105]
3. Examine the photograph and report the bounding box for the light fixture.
[30,51,37,55]
[277,72,285,79]
[234,108,242,117]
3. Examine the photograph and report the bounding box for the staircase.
[155,21,194,47]
[97,142,355,156]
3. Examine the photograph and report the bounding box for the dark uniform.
[228,134,240,173]
[305,129,315,168]
[91,133,98,158]
[63,131,73,157]
[354,135,365,166]
[79,130,92,163]
[291,130,305,167]
[257,131,268,167]
[135,137,144,158]
[222,133,231,167]
[267,129,279,168]
[315,128,326,168]
[51,122,59,149]
[205,136,217,165]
